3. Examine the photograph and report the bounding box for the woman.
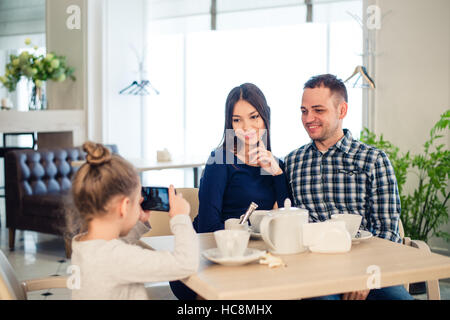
[194,82,291,232]
[170,83,290,299]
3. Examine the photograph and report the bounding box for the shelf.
[0,109,86,146]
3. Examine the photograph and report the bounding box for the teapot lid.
[284,198,292,209]
[274,198,307,213]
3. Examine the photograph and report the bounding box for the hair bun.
[83,141,112,165]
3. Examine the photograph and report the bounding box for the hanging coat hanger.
[119,81,139,95]
[143,80,160,95]
[135,81,149,95]
[344,65,375,89]
[133,80,160,95]
[128,80,147,95]
[119,79,160,96]
[118,44,160,96]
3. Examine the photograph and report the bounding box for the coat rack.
[118,44,159,161]
[343,8,391,90]
[118,44,159,96]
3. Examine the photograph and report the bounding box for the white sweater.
[71,215,198,300]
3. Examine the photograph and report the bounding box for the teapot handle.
[260,215,276,251]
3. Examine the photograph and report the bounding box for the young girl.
[69,141,198,300]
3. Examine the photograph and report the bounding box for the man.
[284,74,413,300]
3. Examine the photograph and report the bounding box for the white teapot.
[260,199,309,255]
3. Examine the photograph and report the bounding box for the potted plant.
[0,38,75,110]
[360,110,450,295]
[361,110,449,242]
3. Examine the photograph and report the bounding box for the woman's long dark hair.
[219,83,271,153]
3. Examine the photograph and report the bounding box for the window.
[145,0,363,185]
[184,24,328,158]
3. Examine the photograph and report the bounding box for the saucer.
[352,230,373,242]
[202,248,266,266]
[269,248,308,255]
[249,226,262,239]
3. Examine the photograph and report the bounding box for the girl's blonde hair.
[67,141,139,234]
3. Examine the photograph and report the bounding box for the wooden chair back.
[0,249,26,300]
[144,188,199,237]
[399,219,441,299]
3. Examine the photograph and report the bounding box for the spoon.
[239,202,258,225]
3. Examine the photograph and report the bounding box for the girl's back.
[68,142,198,300]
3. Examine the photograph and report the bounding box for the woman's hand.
[168,184,190,218]
[248,142,282,176]
[342,289,370,300]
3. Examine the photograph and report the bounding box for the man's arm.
[369,151,402,243]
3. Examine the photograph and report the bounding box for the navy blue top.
[194,148,291,233]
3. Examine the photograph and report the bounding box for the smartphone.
[141,186,170,211]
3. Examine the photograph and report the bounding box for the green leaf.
[360,111,450,242]
[0,48,76,88]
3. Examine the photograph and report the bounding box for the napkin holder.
[1,97,12,110]
[157,148,172,162]
[303,221,351,253]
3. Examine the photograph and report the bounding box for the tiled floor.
[0,216,73,300]
[0,199,449,300]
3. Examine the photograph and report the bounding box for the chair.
[143,188,199,237]
[0,132,37,203]
[398,219,441,300]
[0,249,68,300]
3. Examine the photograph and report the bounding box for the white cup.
[331,214,362,238]
[249,210,271,233]
[214,229,250,258]
[225,218,249,231]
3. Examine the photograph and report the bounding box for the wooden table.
[72,157,205,187]
[140,233,450,300]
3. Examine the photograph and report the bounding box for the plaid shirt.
[284,129,401,243]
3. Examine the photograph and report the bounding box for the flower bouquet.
[0,38,75,110]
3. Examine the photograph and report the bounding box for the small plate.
[352,230,373,242]
[249,226,262,239]
[202,248,266,266]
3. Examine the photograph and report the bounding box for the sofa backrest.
[5,144,119,197]
[6,148,86,197]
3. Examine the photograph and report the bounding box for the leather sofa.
[4,145,118,257]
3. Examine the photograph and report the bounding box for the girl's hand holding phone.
[168,184,190,218]
[139,208,150,223]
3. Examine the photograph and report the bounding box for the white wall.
[46,0,87,110]
[366,0,450,253]
[103,0,146,158]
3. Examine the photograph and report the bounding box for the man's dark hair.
[304,74,348,103]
